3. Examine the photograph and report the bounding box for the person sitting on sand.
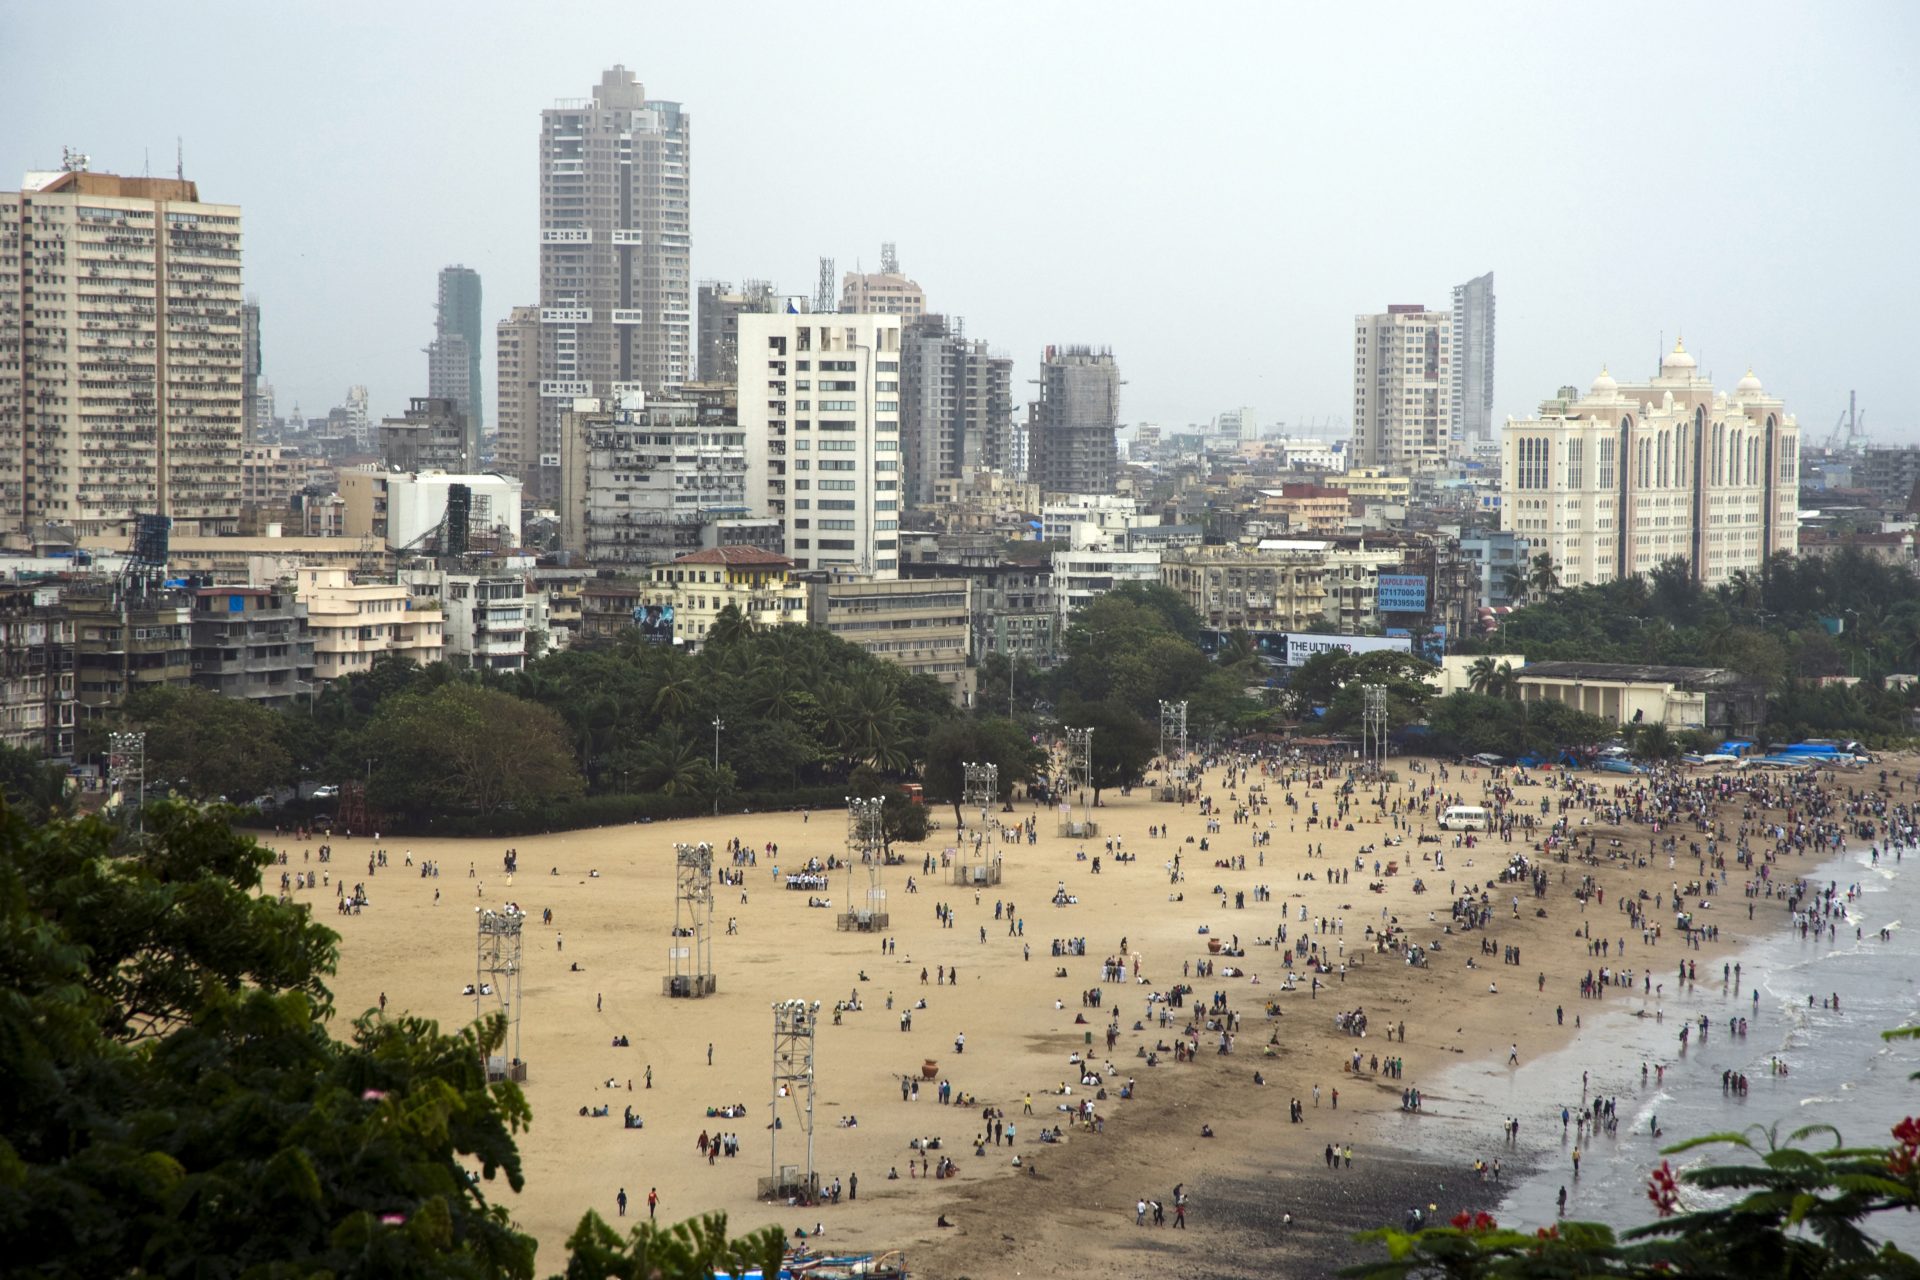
[1201,1124,1215,1138]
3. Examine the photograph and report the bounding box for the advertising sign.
[1376,574,1429,613]
[1283,633,1412,667]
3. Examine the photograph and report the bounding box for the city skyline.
[3,2,1916,441]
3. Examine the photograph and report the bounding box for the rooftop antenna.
[60,146,90,173]
[880,241,899,275]
[175,137,184,181]
[814,257,836,314]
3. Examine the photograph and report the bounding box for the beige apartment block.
[1500,342,1800,587]
[1352,305,1452,471]
[241,444,303,509]
[639,545,809,649]
[806,576,973,704]
[295,567,443,683]
[495,304,541,484]
[1,170,245,542]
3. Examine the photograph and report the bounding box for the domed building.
[1500,339,1799,588]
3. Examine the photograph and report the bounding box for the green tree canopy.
[356,683,584,817]
[114,683,295,801]
[922,716,1044,825]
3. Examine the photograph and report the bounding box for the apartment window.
[1598,436,1615,489]
[1514,437,1550,490]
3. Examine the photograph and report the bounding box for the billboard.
[1376,573,1428,614]
[634,603,676,644]
[1283,633,1411,667]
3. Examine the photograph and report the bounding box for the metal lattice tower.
[1064,727,1094,808]
[1159,699,1189,765]
[763,999,820,1201]
[108,730,146,830]
[1361,683,1390,776]
[667,842,716,997]
[962,760,998,824]
[476,906,526,1081]
[958,762,1004,885]
[841,795,889,931]
[815,257,836,314]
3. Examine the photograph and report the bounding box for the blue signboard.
[1376,574,1428,613]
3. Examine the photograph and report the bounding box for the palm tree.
[635,727,712,797]
[1216,629,1258,670]
[1501,563,1532,605]
[1525,553,1563,601]
[1467,656,1500,695]
[707,603,755,649]
[832,675,907,773]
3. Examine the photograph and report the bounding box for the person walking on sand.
[617,1188,627,1216]
[1509,1043,1519,1065]
[648,1187,658,1220]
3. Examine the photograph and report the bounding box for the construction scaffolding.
[954,761,1004,886]
[476,907,528,1082]
[758,999,822,1203]
[665,842,717,997]
[1157,700,1188,800]
[837,796,890,932]
[1057,727,1098,839]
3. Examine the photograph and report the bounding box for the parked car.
[311,784,340,800]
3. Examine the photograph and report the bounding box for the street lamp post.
[712,715,725,817]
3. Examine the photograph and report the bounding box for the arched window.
[1658,432,1669,488]
[1713,423,1725,485]
[1748,437,1760,485]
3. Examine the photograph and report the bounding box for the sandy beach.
[271,753,1794,1277]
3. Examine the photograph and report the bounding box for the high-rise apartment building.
[840,247,925,318]
[429,265,483,446]
[536,67,690,501]
[696,280,777,384]
[558,395,747,565]
[1029,346,1120,496]
[738,313,903,576]
[495,304,540,482]
[242,299,263,443]
[899,315,1014,507]
[1500,341,1800,588]
[1352,305,1453,472]
[1451,272,1496,445]
[1,169,245,543]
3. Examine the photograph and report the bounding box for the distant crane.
[1823,390,1868,454]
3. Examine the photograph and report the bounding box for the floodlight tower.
[1060,726,1097,838]
[667,842,716,997]
[1159,699,1189,765]
[962,760,998,827]
[1362,683,1390,776]
[957,761,1004,885]
[476,906,526,1081]
[841,795,889,931]
[764,999,820,1202]
[108,730,146,831]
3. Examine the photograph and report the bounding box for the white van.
[1439,805,1490,832]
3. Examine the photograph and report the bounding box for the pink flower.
[1890,1116,1920,1176]
[1647,1160,1681,1217]
[362,1088,388,1101]
[379,1213,407,1226]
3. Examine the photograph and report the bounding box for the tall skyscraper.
[1500,341,1799,587]
[1451,271,1496,444]
[429,265,483,449]
[899,316,1013,506]
[495,305,541,483]
[738,313,903,576]
[1028,347,1120,496]
[1351,305,1453,471]
[1,167,244,542]
[536,66,690,500]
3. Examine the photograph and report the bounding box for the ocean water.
[1437,845,1920,1251]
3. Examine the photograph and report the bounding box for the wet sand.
[276,755,1777,1276]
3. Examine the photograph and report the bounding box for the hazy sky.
[6,1,1917,443]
